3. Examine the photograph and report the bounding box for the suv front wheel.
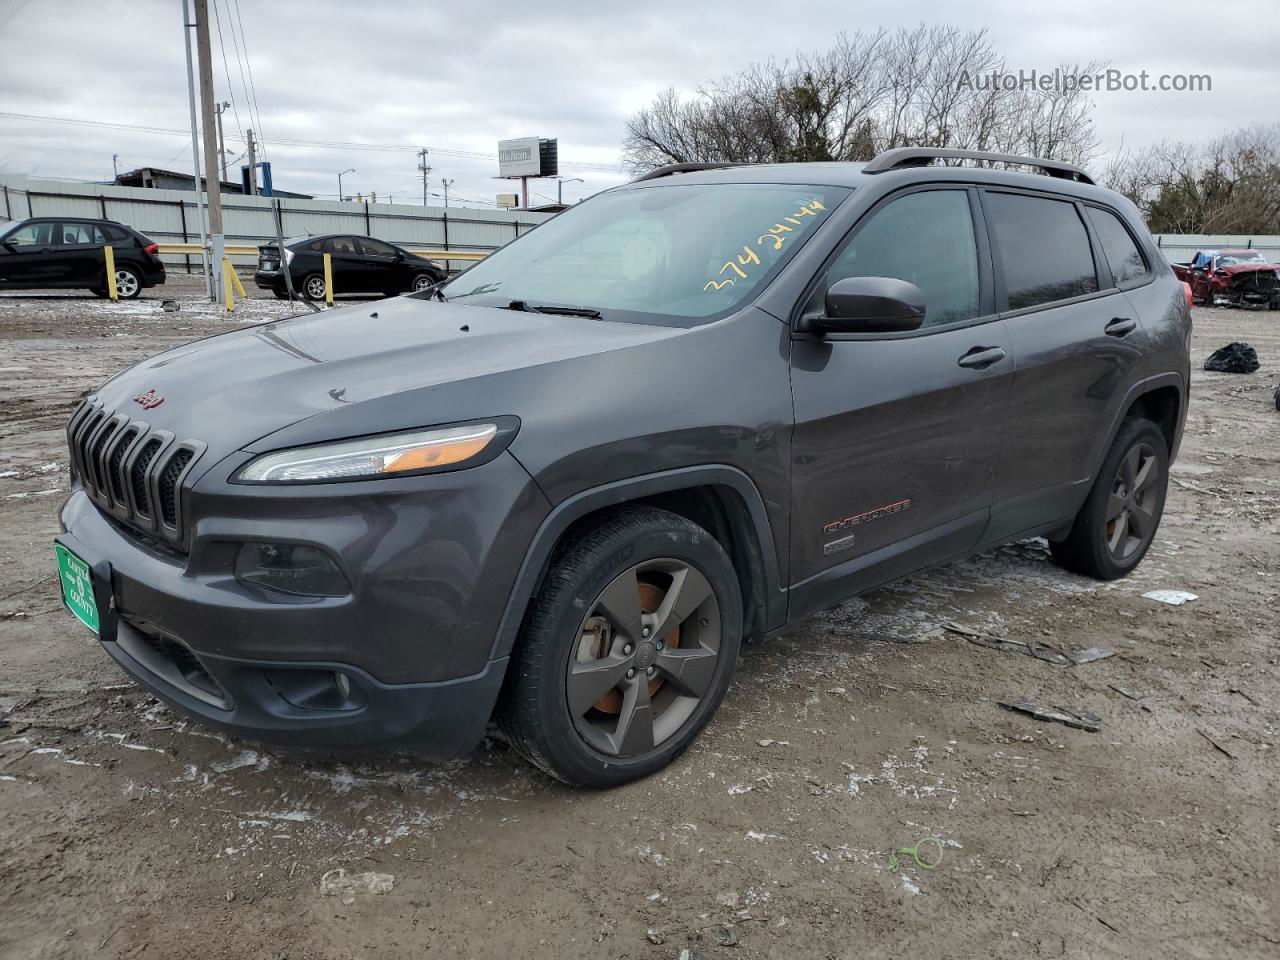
[499,506,742,787]
[1050,417,1169,580]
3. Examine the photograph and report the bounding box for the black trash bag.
[1203,342,1259,374]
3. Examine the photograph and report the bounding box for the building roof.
[113,167,313,199]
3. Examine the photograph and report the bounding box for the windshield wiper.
[504,299,602,319]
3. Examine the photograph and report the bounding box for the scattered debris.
[1143,589,1199,606]
[645,929,665,945]
[1203,342,1259,374]
[946,622,1112,668]
[1273,381,1279,411]
[1228,687,1259,707]
[714,924,739,947]
[1196,728,1236,760]
[888,837,944,870]
[1107,684,1143,701]
[161,299,180,312]
[998,700,1102,732]
[319,869,394,904]
[756,738,789,747]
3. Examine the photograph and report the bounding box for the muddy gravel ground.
[1,279,1277,959]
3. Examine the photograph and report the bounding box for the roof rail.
[629,161,743,183]
[863,147,1095,185]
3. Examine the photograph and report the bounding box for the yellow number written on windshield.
[704,199,826,292]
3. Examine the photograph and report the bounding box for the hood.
[1218,262,1279,276]
[91,296,682,460]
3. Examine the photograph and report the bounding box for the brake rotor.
[591,580,679,715]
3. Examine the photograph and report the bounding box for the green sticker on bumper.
[55,543,99,634]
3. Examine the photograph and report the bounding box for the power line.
[209,0,245,142]
[231,0,266,160]
[0,111,624,171]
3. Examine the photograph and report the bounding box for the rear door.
[355,237,406,292]
[981,189,1149,541]
[58,221,108,285]
[323,236,368,294]
[787,186,1014,614]
[0,220,65,285]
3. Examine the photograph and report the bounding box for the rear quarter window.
[1085,207,1148,286]
[986,192,1099,311]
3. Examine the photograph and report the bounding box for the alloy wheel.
[412,275,435,292]
[115,270,139,298]
[1105,441,1159,561]
[566,558,721,758]
[305,276,326,299]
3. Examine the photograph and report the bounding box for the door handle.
[957,346,1006,369]
[1105,317,1137,337]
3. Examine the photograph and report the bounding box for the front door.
[0,220,66,286]
[355,237,406,293]
[788,187,1013,616]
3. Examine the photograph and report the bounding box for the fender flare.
[1090,371,1187,477]
[488,464,785,662]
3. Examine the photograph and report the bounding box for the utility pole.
[112,153,119,181]
[246,128,257,196]
[417,148,430,206]
[181,0,211,297]
[194,0,225,302]
[441,178,454,208]
[214,101,230,180]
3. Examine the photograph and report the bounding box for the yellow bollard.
[222,256,246,312]
[103,244,118,301]
[322,252,334,306]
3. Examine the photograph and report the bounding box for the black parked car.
[0,217,166,299]
[254,234,447,301]
[56,148,1190,787]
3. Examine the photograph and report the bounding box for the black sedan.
[0,217,166,299]
[254,234,446,301]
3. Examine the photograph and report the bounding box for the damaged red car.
[1171,249,1280,309]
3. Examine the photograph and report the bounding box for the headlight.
[236,423,500,483]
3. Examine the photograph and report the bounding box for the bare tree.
[1104,125,1280,234]
[623,25,1101,173]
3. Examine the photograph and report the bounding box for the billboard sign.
[498,137,542,178]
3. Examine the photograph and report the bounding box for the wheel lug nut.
[623,644,633,655]
[626,668,635,679]
[646,666,655,677]
[656,639,664,650]
[642,627,651,638]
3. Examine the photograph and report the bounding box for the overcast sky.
[0,0,1274,209]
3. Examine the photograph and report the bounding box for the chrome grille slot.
[65,399,206,550]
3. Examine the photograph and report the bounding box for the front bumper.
[56,450,549,757]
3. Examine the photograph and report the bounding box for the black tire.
[1050,417,1169,580]
[91,288,109,299]
[410,273,437,294]
[273,288,292,301]
[301,273,327,301]
[498,505,742,788]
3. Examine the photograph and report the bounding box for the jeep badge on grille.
[133,390,164,410]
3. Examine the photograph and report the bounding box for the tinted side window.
[824,190,980,328]
[986,192,1099,310]
[103,225,130,242]
[357,238,398,257]
[327,236,358,254]
[1086,207,1147,285]
[61,223,105,244]
[6,222,57,246]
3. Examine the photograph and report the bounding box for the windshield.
[1218,251,1268,267]
[443,182,848,324]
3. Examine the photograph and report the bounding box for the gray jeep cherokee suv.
[55,148,1190,787]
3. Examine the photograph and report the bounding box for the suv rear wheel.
[499,506,742,787]
[1050,417,1168,580]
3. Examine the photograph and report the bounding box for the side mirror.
[1,241,16,253]
[817,276,926,334]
